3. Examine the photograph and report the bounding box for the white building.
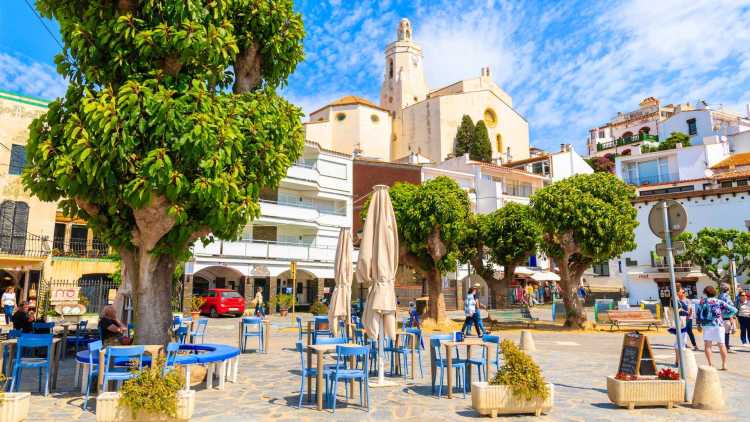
[658,102,750,147]
[187,142,353,309]
[505,144,593,182]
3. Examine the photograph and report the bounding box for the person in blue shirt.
[461,287,487,337]
[698,285,737,370]
[718,284,736,352]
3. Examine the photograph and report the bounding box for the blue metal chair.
[189,318,208,344]
[175,326,189,344]
[384,336,409,380]
[314,337,348,346]
[66,320,92,356]
[296,316,304,342]
[2,329,22,371]
[172,315,182,331]
[337,319,347,339]
[164,343,180,375]
[102,346,145,392]
[32,322,54,334]
[430,336,467,398]
[82,340,102,409]
[353,328,365,345]
[327,345,369,413]
[241,317,264,352]
[296,341,333,408]
[406,328,425,378]
[482,334,502,370]
[312,316,332,344]
[10,333,54,396]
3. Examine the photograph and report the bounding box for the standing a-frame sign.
[618,332,656,376]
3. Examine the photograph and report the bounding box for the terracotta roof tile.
[710,152,750,169]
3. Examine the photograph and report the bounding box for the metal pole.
[661,201,687,387]
[729,258,738,302]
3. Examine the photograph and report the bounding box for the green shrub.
[309,301,328,315]
[489,339,549,401]
[119,356,184,418]
[270,293,294,309]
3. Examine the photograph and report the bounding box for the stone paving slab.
[21,314,748,421]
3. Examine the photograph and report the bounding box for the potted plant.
[606,367,684,410]
[270,293,293,317]
[96,357,194,421]
[0,375,31,422]
[472,339,553,417]
[309,301,328,316]
[189,296,204,320]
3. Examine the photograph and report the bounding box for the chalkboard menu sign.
[617,332,656,376]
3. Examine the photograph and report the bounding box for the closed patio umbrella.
[358,185,399,386]
[328,227,353,337]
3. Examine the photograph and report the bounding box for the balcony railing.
[597,133,659,151]
[0,234,51,257]
[293,158,317,169]
[624,172,678,186]
[51,237,111,258]
[194,239,338,262]
[259,199,346,216]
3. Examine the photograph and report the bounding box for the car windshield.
[221,291,242,299]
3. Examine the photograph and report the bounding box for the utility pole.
[661,201,687,387]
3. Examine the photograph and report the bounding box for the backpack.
[696,301,715,326]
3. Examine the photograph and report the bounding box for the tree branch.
[233,44,262,94]
[427,225,447,263]
[399,245,428,277]
[117,0,137,13]
[132,194,176,251]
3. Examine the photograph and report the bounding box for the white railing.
[192,239,337,262]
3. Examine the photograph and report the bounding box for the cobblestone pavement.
[21,312,748,421]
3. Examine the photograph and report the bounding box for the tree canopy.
[530,172,637,327]
[471,120,493,162]
[678,228,750,287]
[454,115,474,158]
[24,0,306,344]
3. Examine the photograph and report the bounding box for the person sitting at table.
[11,301,33,333]
[98,305,128,346]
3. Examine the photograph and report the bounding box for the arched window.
[496,134,503,153]
[621,131,634,142]
[484,108,497,128]
[389,59,394,79]
[639,127,650,134]
[0,201,29,254]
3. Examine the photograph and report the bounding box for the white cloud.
[0,52,67,100]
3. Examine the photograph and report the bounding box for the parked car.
[200,288,245,317]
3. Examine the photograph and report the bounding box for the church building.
[304,18,531,164]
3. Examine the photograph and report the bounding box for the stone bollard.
[692,365,724,410]
[682,348,698,380]
[520,330,536,352]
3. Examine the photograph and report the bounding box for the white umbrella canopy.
[358,185,399,342]
[328,227,352,337]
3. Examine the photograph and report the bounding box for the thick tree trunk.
[557,256,587,328]
[426,268,447,323]
[488,273,513,310]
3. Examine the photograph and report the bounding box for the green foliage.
[24,0,306,258]
[490,339,549,401]
[586,155,616,173]
[471,120,493,162]
[677,228,750,284]
[309,301,328,315]
[531,173,637,262]
[481,203,540,270]
[388,177,472,273]
[270,293,294,309]
[643,132,691,153]
[189,296,205,312]
[454,115,474,157]
[119,357,184,418]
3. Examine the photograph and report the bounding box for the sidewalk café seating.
[314,337,348,346]
[32,322,55,334]
[353,328,365,345]
[312,316,332,344]
[296,316,304,342]
[102,346,145,392]
[2,329,22,371]
[430,335,467,398]
[607,309,662,331]
[465,340,489,383]
[482,334,502,370]
[164,342,180,376]
[295,341,333,408]
[327,345,370,413]
[241,317,264,353]
[175,326,189,344]
[66,320,93,356]
[384,335,409,380]
[405,327,425,378]
[190,318,208,344]
[10,333,54,396]
[81,340,102,410]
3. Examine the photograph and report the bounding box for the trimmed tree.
[454,115,474,157]
[530,173,637,327]
[471,120,493,162]
[387,177,471,323]
[24,1,305,344]
[658,132,691,151]
[678,228,750,287]
[465,203,540,308]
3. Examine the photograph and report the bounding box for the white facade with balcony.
[187,142,353,310]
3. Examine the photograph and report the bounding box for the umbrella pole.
[378,313,385,384]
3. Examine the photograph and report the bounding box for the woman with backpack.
[698,285,737,370]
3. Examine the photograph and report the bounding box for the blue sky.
[2,0,750,153]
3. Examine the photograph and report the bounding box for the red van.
[200,288,245,317]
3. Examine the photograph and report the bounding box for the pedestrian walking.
[461,287,486,336]
[736,291,750,346]
[697,285,737,370]
[672,288,690,365]
[253,287,265,317]
[719,283,736,352]
[2,286,16,325]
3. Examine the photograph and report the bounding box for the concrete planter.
[606,376,684,409]
[0,392,31,422]
[471,382,554,417]
[96,390,195,422]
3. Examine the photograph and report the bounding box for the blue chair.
[172,315,182,330]
[314,337,348,346]
[10,334,54,396]
[338,319,347,339]
[430,337,467,398]
[384,336,409,380]
[353,328,365,345]
[296,316,304,342]
[32,322,54,334]
[164,343,180,375]
[241,317,264,352]
[296,341,333,408]
[327,345,369,413]
[66,320,92,356]
[82,340,102,409]
[406,328,425,378]
[175,326,189,344]
[312,316,332,344]
[2,329,22,372]
[102,346,145,392]
[190,318,208,344]
[482,334,502,370]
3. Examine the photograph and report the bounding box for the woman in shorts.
[698,286,737,370]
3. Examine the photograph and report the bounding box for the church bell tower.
[379,18,429,115]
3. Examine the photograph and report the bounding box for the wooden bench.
[488,308,538,328]
[607,310,661,331]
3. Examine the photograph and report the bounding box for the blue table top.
[75,343,240,365]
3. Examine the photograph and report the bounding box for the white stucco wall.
[550,147,593,181]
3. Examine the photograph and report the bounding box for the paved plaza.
[21,310,749,421]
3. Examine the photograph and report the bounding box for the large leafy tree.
[464,203,540,308]
[530,173,637,327]
[678,228,750,287]
[471,120,493,162]
[24,1,305,344]
[454,114,474,158]
[388,177,471,323]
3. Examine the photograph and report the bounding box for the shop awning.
[530,271,560,282]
